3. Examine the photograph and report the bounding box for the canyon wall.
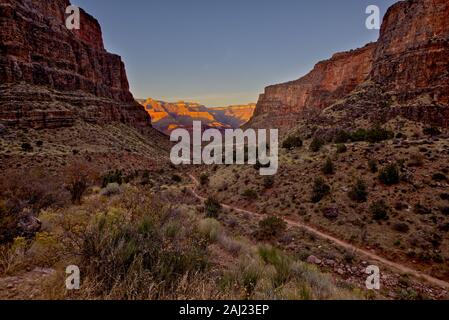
[0,0,151,130]
[249,0,449,130]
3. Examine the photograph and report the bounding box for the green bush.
[310,138,325,152]
[322,158,335,175]
[257,216,287,240]
[282,135,303,150]
[348,179,368,203]
[199,173,209,186]
[365,126,395,143]
[102,170,123,188]
[242,189,258,201]
[205,197,222,218]
[370,200,389,221]
[334,130,351,143]
[311,178,331,203]
[21,142,33,152]
[368,159,378,173]
[378,164,400,185]
[336,144,347,153]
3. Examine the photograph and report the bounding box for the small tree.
[199,173,209,186]
[378,164,400,185]
[348,179,368,203]
[205,197,221,218]
[310,138,325,152]
[65,160,97,204]
[322,157,335,175]
[311,178,331,203]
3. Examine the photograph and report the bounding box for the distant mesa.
[138,98,256,135]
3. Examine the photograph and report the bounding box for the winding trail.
[187,174,449,290]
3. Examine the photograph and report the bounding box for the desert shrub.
[64,160,98,204]
[348,179,368,203]
[204,197,221,218]
[432,173,447,182]
[350,129,368,142]
[101,170,123,188]
[368,159,378,173]
[100,183,121,197]
[242,189,258,201]
[311,178,330,203]
[36,141,44,148]
[370,200,390,221]
[348,127,394,143]
[334,130,351,143]
[282,135,303,150]
[79,210,208,298]
[0,169,68,242]
[199,173,209,186]
[21,142,33,152]
[392,222,410,233]
[365,126,394,143]
[257,216,287,240]
[198,218,222,242]
[378,164,400,185]
[263,176,275,189]
[322,158,335,175]
[336,144,347,153]
[310,138,325,152]
[172,174,182,183]
[258,245,292,287]
[423,127,441,136]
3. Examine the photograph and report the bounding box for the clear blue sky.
[71,0,397,107]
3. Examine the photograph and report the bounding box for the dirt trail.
[188,174,449,290]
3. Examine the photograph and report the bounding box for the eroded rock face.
[251,44,375,129]
[249,0,449,130]
[371,0,449,105]
[0,0,151,130]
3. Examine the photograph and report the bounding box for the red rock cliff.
[0,0,151,130]
[249,0,449,130]
[371,0,449,105]
[251,43,375,129]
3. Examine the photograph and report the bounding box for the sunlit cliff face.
[139,98,255,135]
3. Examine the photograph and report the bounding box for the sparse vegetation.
[348,179,368,203]
[322,158,335,175]
[282,135,303,150]
[336,144,347,153]
[204,197,222,218]
[242,188,258,201]
[311,178,331,203]
[309,137,325,152]
[378,164,400,185]
[199,173,209,186]
[370,200,390,221]
[368,159,378,173]
[256,216,287,240]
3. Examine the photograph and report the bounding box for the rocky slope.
[0,0,152,131]
[248,0,449,132]
[140,98,255,134]
[0,0,168,172]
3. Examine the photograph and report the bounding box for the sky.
[71,0,397,107]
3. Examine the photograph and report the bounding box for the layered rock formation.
[140,98,255,135]
[248,0,449,131]
[0,0,151,130]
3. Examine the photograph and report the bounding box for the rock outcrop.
[248,0,449,131]
[140,98,255,135]
[0,0,151,131]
